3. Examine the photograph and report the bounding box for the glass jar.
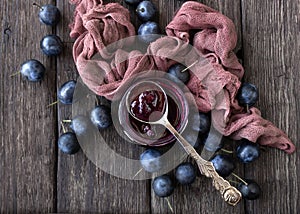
[112,70,199,147]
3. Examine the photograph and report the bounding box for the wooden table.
[1,0,299,213]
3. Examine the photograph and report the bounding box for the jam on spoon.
[130,90,166,138]
[130,90,165,122]
[129,89,180,139]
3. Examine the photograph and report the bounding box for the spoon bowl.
[125,81,168,124]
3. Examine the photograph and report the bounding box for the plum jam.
[130,90,165,122]
[129,90,180,140]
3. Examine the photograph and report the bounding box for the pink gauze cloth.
[69,0,295,153]
[69,0,158,98]
[166,1,295,153]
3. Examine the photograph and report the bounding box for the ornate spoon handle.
[187,146,242,206]
[165,122,242,206]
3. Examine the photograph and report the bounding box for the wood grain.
[55,1,150,213]
[151,1,245,213]
[241,0,300,213]
[0,0,299,213]
[0,0,57,212]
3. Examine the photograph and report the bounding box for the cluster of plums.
[139,107,261,201]
[57,81,113,154]
[137,59,261,200]
[16,3,114,154]
[19,3,63,82]
[125,0,160,43]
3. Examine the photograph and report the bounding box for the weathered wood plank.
[56,1,150,212]
[1,0,298,213]
[0,0,57,212]
[241,0,300,213]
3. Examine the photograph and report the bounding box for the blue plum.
[152,175,174,197]
[175,162,196,185]
[238,179,261,200]
[167,63,190,84]
[140,149,162,173]
[236,139,260,163]
[40,35,63,56]
[237,83,259,107]
[58,80,76,105]
[211,154,236,177]
[20,59,45,82]
[136,1,157,21]
[90,105,112,130]
[58,132,80,154]
[138,21,160,44]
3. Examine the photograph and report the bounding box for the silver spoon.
[126,81,241,206]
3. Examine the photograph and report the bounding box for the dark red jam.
[129,90,180,140]
[130,90,165,122]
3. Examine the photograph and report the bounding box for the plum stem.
[10,71,21,77]
[221,148,233,154]
[60,121,67,133]
[62,119,72,123]
[132,168,143,179]
[33,3,43,10]
[47,100,59,107]
[246,104,250,113]
[180,60,198,73]
[165,198,174,213]
[232,173,248,186]
[95,97,100,106]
